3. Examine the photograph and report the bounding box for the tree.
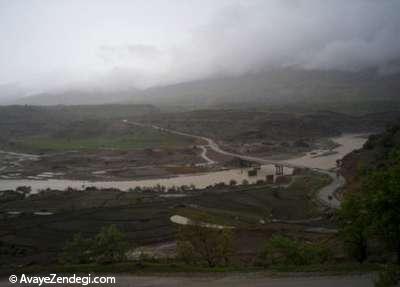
[60,233,93,264]
[93,225,129,264]
[338,192,370,263]
[363,162,400,264]
[59,225,129,265]
[338,145,400,265]
[177,225,234,267]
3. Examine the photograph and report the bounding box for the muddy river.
[0,134,368,194]
[282,134,368,170]
[0,164,292,194]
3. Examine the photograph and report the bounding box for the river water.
[282,134,368,170]
[0,164,292,194]
[0,134,367,194]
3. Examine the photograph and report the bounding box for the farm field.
[0,170,332,270]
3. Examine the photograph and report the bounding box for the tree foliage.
[60,225,129,265]
[94,225,129,264]
[363,161,400,263]
[338,192,370,263]
[257,235,332,267]
[339,145,400,264]
[176,225,234,267]
[60,233,93,264]
[374,265,400,287]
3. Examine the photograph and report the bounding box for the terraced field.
[0,170,331,270]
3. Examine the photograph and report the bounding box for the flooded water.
[0,164,292,194]
[282,134,368,170]
[0,133,367,193]
[170,214,233,229]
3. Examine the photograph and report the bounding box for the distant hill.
[0,83,26,104]
[10,88,139,106]
[129,68,400,112]
[8,68,400,112]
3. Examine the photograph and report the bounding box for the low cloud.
[97,0,400,88]
[3,0,399,93]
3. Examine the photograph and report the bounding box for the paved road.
[314,170,344,208]
[0,274,375,287]
[116,274,373,287]
[126,121,344,208]
[116,274,374,287]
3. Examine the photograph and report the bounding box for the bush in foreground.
[257,235,332,267]
[375,265,400,287]
[177,225,234,268]
[60,225,129,265]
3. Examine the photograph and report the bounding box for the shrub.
[375,265,400,287]
[257,235,332,267]
[338,192,369,263]
[176,225,234,267]
[176,240,196,264]
[59,225,129,265]
[60,233,93,264]
[93,225,129,264]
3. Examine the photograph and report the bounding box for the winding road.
[126,121,344,209]
[197,145,216,166]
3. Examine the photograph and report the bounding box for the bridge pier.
[275,164,284,176]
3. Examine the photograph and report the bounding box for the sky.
[0,0,400,96]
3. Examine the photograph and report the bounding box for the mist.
[1,0,400,97]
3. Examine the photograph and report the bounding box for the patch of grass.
[289,172,332,216]
[164,165,204,174]
[186,172,332,223]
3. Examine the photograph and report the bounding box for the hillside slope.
[129,68,400,112]
[341,122,400,189]
[9,68,400,112]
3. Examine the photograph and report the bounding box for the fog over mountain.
[1,0,400,104]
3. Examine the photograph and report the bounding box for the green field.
[14,131,193,152]
[176,171,332,226]
[0,105,193,152]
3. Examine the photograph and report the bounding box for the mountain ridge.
[6,68,400,110]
